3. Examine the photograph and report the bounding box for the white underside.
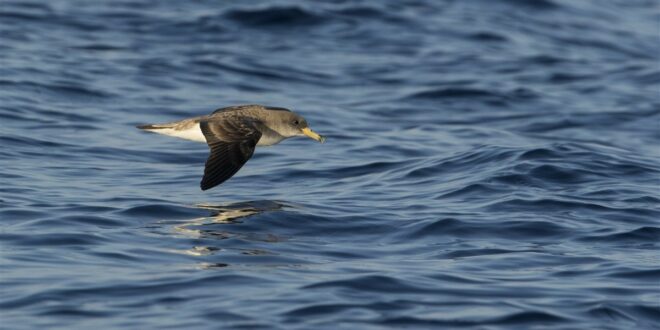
[147,123,280,146]
[147,123,207,143]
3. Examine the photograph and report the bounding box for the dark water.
[2,0,659,329]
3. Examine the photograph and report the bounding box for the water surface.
[1,0,659,329]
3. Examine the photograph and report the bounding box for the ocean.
[1,0,659,329]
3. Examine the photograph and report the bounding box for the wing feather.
[199,118,261,190]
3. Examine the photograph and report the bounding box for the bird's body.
[137,104,325,190]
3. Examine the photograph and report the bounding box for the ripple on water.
[223,6,328,28]
[1,0,659,329]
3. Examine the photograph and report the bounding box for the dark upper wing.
[199,118,262,191]
[212,104,259,115]
[211,104,290,115]
[211,105,245,115]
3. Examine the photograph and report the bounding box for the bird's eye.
[293,120,299,125]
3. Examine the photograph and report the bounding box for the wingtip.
[200,181,212,191]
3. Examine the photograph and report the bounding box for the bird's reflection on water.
[166,200,289,264]
[173,200,286,238]
[197,200,286,223]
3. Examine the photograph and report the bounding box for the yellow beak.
[302,127,326,143]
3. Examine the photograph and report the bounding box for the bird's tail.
[136,123,173,130]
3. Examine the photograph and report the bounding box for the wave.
[2,0,659,328]
[223,6,327,28]
[579,226,660,243]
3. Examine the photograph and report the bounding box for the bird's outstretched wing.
[199,117,262,191]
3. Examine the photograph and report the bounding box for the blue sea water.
[1,0,659,329]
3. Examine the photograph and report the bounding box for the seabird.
[137,104,325,190]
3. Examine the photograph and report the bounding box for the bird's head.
[276,111,326,143]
